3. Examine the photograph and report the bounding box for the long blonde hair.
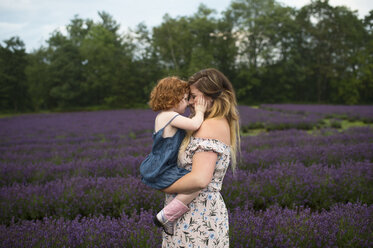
[180,68,240,171]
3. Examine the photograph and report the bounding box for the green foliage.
[1,1,373,113]
[0,37,29,112]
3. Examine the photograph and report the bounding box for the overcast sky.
[1,0,372,52]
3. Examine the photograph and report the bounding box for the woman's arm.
[162,118,230,194]
[162,151,217,194]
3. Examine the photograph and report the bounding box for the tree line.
[1,0,372,112]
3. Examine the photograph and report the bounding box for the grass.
[340,120,370,129]
[241,128,266,136]
[308,119,372,135]
[241,118,373,137]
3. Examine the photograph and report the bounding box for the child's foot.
[154,210,174,235]
[154,198,189,235]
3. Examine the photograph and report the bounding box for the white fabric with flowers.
[162,136,231,248]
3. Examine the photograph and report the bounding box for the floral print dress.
[162,137,231,248]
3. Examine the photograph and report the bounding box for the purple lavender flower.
[0,106,372,247]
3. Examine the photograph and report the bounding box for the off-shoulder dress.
[162,136,231,248]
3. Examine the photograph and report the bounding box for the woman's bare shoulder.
[194,118,230,145]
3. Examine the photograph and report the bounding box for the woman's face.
[188,85,212,111]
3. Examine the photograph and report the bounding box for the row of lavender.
[2,106,312,141]
[1,106,372,247]
[1,160,371,225]
[261,104,373,123]
[0,105,371,144]
[2,127,372,186]
[239,106,324,131]
[1,204,371,247]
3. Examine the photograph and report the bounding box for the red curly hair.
[149,76,189,111]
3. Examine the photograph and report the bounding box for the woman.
[161,68,240,247]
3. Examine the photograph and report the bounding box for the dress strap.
[161,114,180,130]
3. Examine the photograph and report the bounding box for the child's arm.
[171,97,207,131]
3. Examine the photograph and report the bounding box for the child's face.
[174,93,189,114]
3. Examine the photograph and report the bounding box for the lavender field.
[1,105,372,247]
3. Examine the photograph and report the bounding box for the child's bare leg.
[175,191,200,205]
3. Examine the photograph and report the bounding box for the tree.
[129,23,164,107]
[0,37,29,112]
[227,0,298,103]
[46,30,85,108]
[152,4,237,79]
[228,0,282,68]
[3,2,372,112]
[80,12,141,107]
[297,0,367,104]
[358,10,373,103]
[80,24,120,105]
[152,14,194,77]
[26,48,53,110]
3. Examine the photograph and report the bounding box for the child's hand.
[194,96,207,114]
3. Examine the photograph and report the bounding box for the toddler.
[140,76,207,235]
